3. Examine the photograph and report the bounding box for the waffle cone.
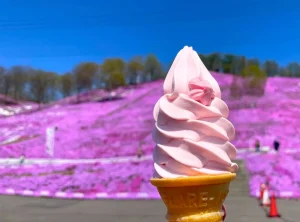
[151,173,236,222]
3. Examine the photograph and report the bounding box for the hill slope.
[0,73,299,158]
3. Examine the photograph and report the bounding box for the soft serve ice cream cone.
[150,46,238,222]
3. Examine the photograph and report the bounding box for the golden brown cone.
[151,173,236,222]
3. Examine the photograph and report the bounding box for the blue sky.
[1,0,300,73]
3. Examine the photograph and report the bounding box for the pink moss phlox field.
[1,73,299,159]
[0,152,299,198]
[0,81,162,158]
[0,73,300,198]
[0,161,157,194]
[244,152,300,198]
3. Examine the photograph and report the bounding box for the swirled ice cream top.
[152,46,238,178]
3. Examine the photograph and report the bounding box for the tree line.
[0,54,164,104]
[0,52,299,104]
[199,53,300,77]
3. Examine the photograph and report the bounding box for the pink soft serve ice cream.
[152,46,238,178]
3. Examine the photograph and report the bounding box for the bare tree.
[9,66,29,100]
[144,54,163,81]
[46,72,59,102]
[101,58,126,90]
[2,73,13,96]
[263,60,279,76]
[0,66,5,94]
[287,62,300,77]
[73,62,99,102]
[29,70,56,104]
[127,56,144,84]
[222,54,235,73]
[60,72,74,97]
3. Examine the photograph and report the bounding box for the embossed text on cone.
[151,174,236,222]
[267,194,281,218]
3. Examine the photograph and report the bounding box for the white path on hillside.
[0,148,298,166]
[0,154,153,166]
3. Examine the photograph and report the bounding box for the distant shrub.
[242,65,267,96]
[230,65,267,98]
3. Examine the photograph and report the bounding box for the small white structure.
[45,127,56,157]
[262,189,270,206]
[260,146,271,153]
